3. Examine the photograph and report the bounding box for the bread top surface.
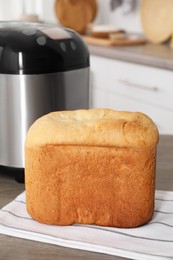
[25,108,159,149]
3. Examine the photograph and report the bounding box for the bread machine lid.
[0,21,89,75]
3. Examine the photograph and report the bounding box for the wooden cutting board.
[141,0,173,44]
[55,0,97,34]
[83,35,146,47]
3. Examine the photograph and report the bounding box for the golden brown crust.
[25,108,159,149]
[25,145,156,227]
[25,109,158,228]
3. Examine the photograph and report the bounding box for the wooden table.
[0,135,173,260]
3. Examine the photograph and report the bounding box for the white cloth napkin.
[0,190,173,260]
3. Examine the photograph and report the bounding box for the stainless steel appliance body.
[0,22,90,170]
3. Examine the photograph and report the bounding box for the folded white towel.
[0,190,173,260]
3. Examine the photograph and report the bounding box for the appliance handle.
[118,78,159,92]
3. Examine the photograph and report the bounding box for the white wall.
[0,0,142,32]
[95,0,142,33]
[0,0,57,22]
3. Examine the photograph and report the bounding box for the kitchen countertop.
[88,42,173,71]
[0,135,173,260]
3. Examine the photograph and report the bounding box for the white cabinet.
[90,55,173,135]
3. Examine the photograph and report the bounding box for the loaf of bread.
[25,108,159,228]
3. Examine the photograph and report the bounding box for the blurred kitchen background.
[0,0,173,136]
[0,0,141,31]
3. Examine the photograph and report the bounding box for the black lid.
[0,22,89,74]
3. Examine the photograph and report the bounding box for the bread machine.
[0,22,90,181]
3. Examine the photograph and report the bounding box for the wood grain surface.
[55,0,97,34]
[0,135,173,260]
[83,35,146,46]
[141,0,173,43]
